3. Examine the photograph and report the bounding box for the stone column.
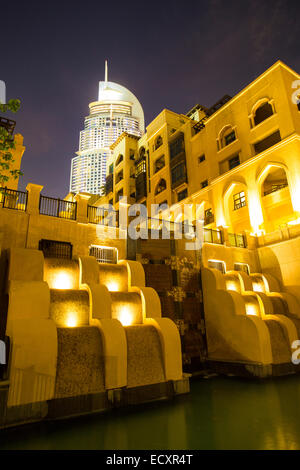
[218,226,230,246]
[75,193,90,224]
[241,230,257,249]
[26,183,43,216]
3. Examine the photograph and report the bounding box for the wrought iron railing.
[228,232,247,248]
[0,187,27,211]
[87,205,119,226]
[89,245,118,264]
[263,183,288,196]
[39,195,77,220]
[39,239,73,259]
[204,228,223,244]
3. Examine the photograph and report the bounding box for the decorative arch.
[223,177,247,199]
[256,162,294,231]
[256,161,289,186]
[250,98,275,127]
[217,125,236,150]
[139,147,146,158]
[223,179,251,232]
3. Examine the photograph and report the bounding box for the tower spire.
[105,60,108,82]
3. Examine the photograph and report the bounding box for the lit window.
[233,191,246,210]
[225,130,236,146]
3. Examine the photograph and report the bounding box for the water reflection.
[2,375,300,449]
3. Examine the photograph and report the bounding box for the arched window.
[116,154,123,166]
[139,147,146,159]
[218,126,236,150]
[254,101,273,126]
[223,128,236,147]
[155,179,167,195]
[154,135,163,150]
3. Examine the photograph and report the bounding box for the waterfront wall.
[0,183,126,259]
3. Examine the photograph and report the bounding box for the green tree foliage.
[0,99,23,186]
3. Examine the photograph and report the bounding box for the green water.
[1,375,300,450]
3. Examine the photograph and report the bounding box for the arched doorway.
[223,182,252,234]
[258,164,294,231]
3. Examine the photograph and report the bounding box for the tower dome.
[70,63,144,195]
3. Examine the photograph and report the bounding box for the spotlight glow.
[65,313,78,327]
[226,280,238,292]
[106,281,120,292]
[119,307,133,326]
[52,272,73,290]
[246,303,258,316]
[252,282,264,293]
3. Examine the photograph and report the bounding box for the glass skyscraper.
[70,69,144,195]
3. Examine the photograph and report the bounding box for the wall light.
[226,280,239,292]
[106,281,120,292]
[52,271,74,290]
[118,306,133,326]
[65,313,78,328]
[245,303,259,316]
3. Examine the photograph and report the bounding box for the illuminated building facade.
[97,60,300,238]
[70,64,144,195]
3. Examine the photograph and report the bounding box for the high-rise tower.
[70,62,144,194]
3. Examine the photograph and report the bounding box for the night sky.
[2,0,300,198]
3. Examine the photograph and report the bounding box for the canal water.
[1,375,300,450]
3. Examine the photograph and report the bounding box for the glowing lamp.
[246,303,258,316]
[118,307,133,326]
[106,281,120,292]
[65,313,78,327]
[226,281,238,292]
[52,271,73,290]
[252,282,264,293]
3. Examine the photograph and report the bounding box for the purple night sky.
[2,0,300,198]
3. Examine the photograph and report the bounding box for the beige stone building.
[3,60,300,432]
[95,60,300,243]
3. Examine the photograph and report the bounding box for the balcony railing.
[88,205,119,226]
[39,195,77,220]
[204,228,223,244]
[263,183,288,196]
[39,239,73,259]
[0,187,27,211]
[228,232,247,248]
